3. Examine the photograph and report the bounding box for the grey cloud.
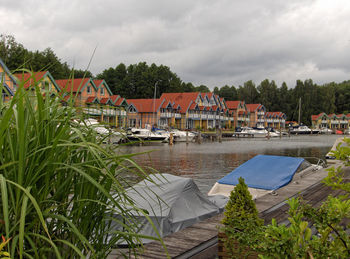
[1,0,350,89]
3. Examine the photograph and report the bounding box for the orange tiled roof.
[14,71,48,89]
[160,92,200,113]
[56,78,91,92]
[226,101,241,109]
[100,97,110,104]
[246,103,262,112]
[127,98,164,113]
[85,96,98,104]
[93,79,103,87]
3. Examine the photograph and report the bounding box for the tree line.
[1,34,349,125]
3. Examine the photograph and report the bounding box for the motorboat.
[111,174,227,245]
[208,155,323,200]
[79,119,123,143]
[289,125,312,134]
[240,127,278,138]
[126,128,168,142]
[170,129,196,142]
[319,127,333,134]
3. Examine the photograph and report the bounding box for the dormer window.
[101,88,104,95]
[87,86,91,94]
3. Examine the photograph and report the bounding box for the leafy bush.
[0,72,162,258]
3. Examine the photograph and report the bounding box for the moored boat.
[208,155,323,199]
[126,128,168,142]
[289,125,312,134]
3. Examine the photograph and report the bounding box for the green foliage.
[0,34,92,79]
[257,137,350,258]
[0,72,164,258]
[221,177,263,257]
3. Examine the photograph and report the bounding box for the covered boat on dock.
[112,173,227,245]
[208,155,322,199]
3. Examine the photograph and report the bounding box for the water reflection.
[118,135,340,194]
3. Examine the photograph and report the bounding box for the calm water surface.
[118,135,340,194]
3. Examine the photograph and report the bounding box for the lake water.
[118,135,341,194]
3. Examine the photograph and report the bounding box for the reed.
[0,71,162,258]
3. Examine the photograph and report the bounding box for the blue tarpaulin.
[218,155,305,190]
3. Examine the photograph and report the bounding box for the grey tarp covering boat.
[113,173,226,244]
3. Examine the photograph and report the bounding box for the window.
[87,86,91,94]
[101,88,104,95]
[129,119,136,127]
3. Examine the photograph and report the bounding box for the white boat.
[208,155,323,200]
[289,125,312,134]
[240,127,278,138]
[81,119,123,143]
[319,127,333,134]
[126,128,168,142]
[169,129,196,142]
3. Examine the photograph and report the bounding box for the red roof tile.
[246,104,261,112]
[56,78,91,92]
[115,97,126,106]
[100,97,110,104]
[93,79,104,87]
[86,97,98,104]
[14,71,48,89]
[160,92,200,113]
[226,101,241,109]
[127,99,164,112]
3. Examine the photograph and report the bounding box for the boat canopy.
[218,155,305,190]
[112,173,225,244]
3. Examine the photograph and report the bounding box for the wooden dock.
[108,161,348,258]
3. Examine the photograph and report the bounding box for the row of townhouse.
[1,58,287,130]
[311,112,350,130]
[0,58,128,127]
[126,92,287,130]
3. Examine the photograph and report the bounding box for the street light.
[153,80,161,129]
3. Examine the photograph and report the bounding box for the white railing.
[258,118,265,122]
[273,119,279,122]
[160,112,172,118]
[215,115,220,119]
[331,120,339,124]
[208,115,214,119]
[238,117,244,121]
[120,110,127,116]
[257,112,264,115]
[246,118,250,121]
[321,120,327,123]
[175,113,181,118]
[103,109,116,116]
[189,114,200,119]
[230,118,234,121]
[201,114,207,119]
[83,108,101,115]
[340,120,348,124]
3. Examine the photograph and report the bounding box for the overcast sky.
[1,0,350,89]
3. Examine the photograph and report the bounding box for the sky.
[1,0,350,89]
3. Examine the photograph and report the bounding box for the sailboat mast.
[298,97,301,125]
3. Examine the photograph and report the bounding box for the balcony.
[340,120,348,124]
[160,112,172,118]
[215,115,220,120]
[331,120,339,124]
[257,111,264,115]
[321,120,328,123]
[207,115,214,119]
[103,109,116,116]
[273,119,279,123]
[201,114,207,119]
[188,114,200,119]
[258,118,265,122]
[237,117,244,121]
[174,113,181,119]
[83,108,101,115]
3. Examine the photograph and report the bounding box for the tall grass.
[0,71,162,258]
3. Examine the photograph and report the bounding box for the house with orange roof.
[126,98,167,128]
[14,71,60,97]
[311,112,349,132]
[0,58,16,102]
[226,101,249,128]
[246,103,266,128]
[265,112,286,129]
[311,112,329,129]
[110,95,128,128]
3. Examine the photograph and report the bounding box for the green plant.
[256,137,350,259]
[0,71,165,258]
[221,177,263,257]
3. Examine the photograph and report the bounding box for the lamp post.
[153,80,161,128]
